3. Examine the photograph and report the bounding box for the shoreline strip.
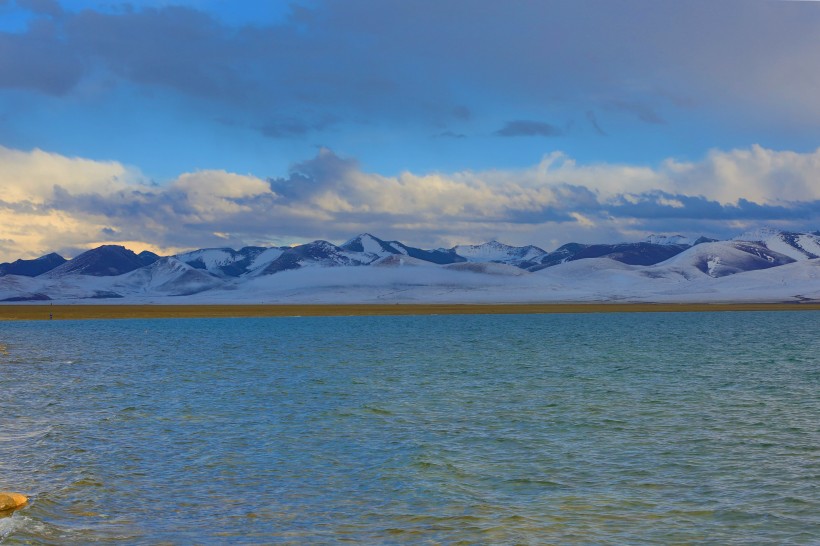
[1,302,819,321]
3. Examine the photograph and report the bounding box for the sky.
[0,0,818,260]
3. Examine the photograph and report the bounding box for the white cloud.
[0,145,138,204]
[0,145,818,262]
[664,145,820,204]
[170,170,277,220]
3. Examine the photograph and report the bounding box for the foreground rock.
[0,492,27,512]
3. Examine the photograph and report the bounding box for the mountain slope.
[176,246,274,277]
[452,241,547,267]
[568,242,690,266]
[344,234,465,265]
[734,228,820,261]
[340,233,401,259]
[387,242,465,264]
[138,251,161,267]
[115,257,224,295]
[0,252,66,277]
[259,240,372,274]
[527,243,588,270]
[41,245,147,278]
[651,240,796,278]
[527,241,690,271]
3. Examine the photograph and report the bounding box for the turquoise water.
[1,312,819,544]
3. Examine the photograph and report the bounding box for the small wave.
[504,477,567,488]
[0,515,23,540]
[361,405,394,416]
[0,426,53,443]
[0,515,48,542]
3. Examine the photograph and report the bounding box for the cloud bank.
[1,144,818,261]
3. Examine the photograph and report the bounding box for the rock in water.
[0,492,27,511]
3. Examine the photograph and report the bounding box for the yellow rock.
[0,492,27,511]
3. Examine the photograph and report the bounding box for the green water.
[1,311,818,544]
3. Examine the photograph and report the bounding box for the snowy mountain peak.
[42,245,146,278]
[454,241,508,255]
[138,250,160,267]
[644,234,690,246]
[732,228,820,261]
[733,226,783,242]
[453,241,547,265]
[118,256,224,296]
[175,246,276,277]
[340,233,397,257]
[342,232,378,246]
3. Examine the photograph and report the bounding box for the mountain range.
[1,228,818,304]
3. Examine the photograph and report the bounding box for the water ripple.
[1,312,819,543]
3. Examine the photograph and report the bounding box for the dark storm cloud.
[605,192,820,222]
[266,149,361,203]
[606,100,666,125]
[495,120,563,138]
[2,0,817,131]
[490,191,819,230]
[16,0,63,17]
[0,19,82,94]
[65,6,246,100]
[435,131,466,139]
[256,115,337,139]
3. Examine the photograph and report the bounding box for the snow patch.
[176,248,237,269]
[246,248,285,272]
[797,234,820,257]
[706,257,721,277]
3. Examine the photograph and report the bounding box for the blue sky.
[0,0,818,260]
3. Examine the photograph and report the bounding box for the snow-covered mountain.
[452,241,547,267]
[42,245,152,278]
[0,229,817,303]
[645,234,690,246]
[733,228,820,261]
[257,240,376,274]
[114,257,225,296]
[176,246,277,277]
[340,233,401,259]
[343,233,465,264]
[655,240,796,278]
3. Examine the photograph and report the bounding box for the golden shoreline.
[1,302,819,321]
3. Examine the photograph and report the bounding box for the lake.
[1,311,819,544]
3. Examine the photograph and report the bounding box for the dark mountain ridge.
[0,252,66,277]
[40,245,148,278]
